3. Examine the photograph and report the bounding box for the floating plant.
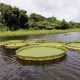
[16,46,66,61]
[65,42,80,51]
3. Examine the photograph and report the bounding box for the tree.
[18,10,28,29]
[29,13,46,22]
[28,21,38,30]
[55,19,70,29]
[0,3,28,30]
[47,16,57,22]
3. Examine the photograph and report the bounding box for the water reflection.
[17,55,66,66]
[30,32,80,42]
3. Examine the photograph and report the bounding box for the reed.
[0,29,80,37]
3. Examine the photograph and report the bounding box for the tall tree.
[55,19,70,29]
[0,3,28,30]
[29,13,46,22]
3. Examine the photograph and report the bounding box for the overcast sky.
[0,0,80,22]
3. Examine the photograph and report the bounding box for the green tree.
[47,16,57,22]
[55,19,70,29]
[18,10,28,29]
[29,13,46,22]
[0,3,28,30]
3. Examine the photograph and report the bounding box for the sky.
[0,0,80,22]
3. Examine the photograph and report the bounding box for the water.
[0,32,80,80]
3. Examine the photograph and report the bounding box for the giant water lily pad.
[65,42,80,51]
[0,40,24,46]
[0,42,5,47]
[16,46,66,61]
[3,39,48,49]
[5,42,28,49]
[38,42,64,47]
[4,40,39,49]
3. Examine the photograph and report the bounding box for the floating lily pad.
[38,42,64,47]
[65,42,80,51]
[3,39,48,49]
[4,40,38,49]
[0,42,5,47]
[35,39,48,43]
[16,46,66,61]
[5,42,27,49]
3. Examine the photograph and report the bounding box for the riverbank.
[0,29,80,37]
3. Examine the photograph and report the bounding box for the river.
[0,32,80,80]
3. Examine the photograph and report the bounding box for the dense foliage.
[0,3,28,30]
[0,3,80,31]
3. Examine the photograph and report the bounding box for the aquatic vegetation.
[16,46,66,61]
[34,39,48,43]
[4,40,39,49]
[38,42,64,47]
[65,42,80,51]
[1,39,48,49]
[0,29,80,37]
[1,40,31,49]
[4,40,24,44]
[0,42,5,47]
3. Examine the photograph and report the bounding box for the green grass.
[16,46,66,61]
[0,29,80,37]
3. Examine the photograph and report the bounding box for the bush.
[0,23,8,31]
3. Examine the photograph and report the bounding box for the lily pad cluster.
[0,39,47,49]
[1,39,80,62]
[15,40,66,61]
[0,39,66,62]
[16,41,80,61]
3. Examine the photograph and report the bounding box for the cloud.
[0,0,80,22]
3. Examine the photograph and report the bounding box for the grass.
[16,46,66,61]
[0,29,80,37]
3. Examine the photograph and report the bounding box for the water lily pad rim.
[16,46,66,61]
[16,45,66,54]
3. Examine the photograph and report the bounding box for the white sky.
[0,0,80,22]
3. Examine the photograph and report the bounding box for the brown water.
[0,32,80,80]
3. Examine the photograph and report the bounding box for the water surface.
[0,32,80,80]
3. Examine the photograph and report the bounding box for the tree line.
[0,3,80,31]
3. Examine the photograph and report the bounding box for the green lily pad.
[4,40,38,49]
[38,42,64,47]
[2,39,48,49]
[65,42,80,51]
[16,46,66,61]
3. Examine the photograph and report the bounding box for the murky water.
[0,32,80,80]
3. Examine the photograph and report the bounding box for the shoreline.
[0,29,80,37]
